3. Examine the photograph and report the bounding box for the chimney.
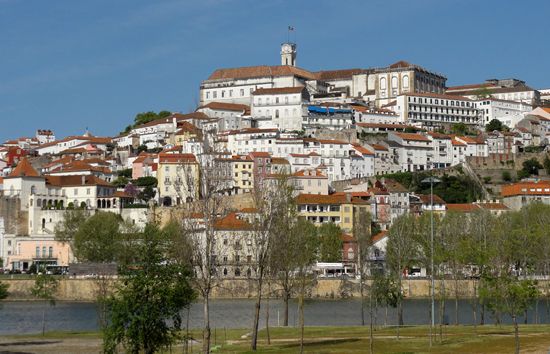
[345,193,352,203]
[81,176,85,185]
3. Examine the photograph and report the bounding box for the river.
[1,299,549,335]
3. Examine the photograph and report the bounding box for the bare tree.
[174,128,230,354]
[385,214,417,339]
[249,176,294,350]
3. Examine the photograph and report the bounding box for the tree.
[133,110,172,127]
[451,123,468,136]
[54,209,87,244]
[485,119,505,132]
[0,281,9,301]
[291,219,319,354]
[250,176,294,351]
[480,275,539,354]
[385,214,418,337]
[502,170,512,182]
[31,274,59,336]
[134,176,158,187]
[318,223,343,262]
[103,224,196,354]
[521,158,543,177]
[138,185,156,203]
[73,212,124,263]
[472,87,493,99]
[544,155,550,175]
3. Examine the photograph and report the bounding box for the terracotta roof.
[371,230,388,243]
[446,203,480,212]
[207,65,317,81]
[249,151,271,158]
[199,101,250,112]
[356,123,411,130]
[351,143,375,155]
[113,191,133,198]
[501,181,550,197]
[271,157,290,165]
[314,68,367,81]
[253,86,305,95]
[227,128,278,135]
[45,175,113,187]
[214,212,253,231]
[8,158,40,178]
[418,194,446,205]
[158,153,197,164]
[428,132,451,139]
[292,169,327,178]
[456,136,485,144]
[370,143,388,151]
[389,60,413,69]
[451,139,466,146]
[392,132,430,142]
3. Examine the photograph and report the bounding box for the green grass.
[3,325,550,353]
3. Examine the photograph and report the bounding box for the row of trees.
[384,203,550,353]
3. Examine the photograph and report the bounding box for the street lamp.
[422,176,441,347]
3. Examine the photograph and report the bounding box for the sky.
[1,0,549,142]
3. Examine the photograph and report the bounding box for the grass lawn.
[2,325,550,353]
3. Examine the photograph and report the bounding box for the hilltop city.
[1,42,550,276]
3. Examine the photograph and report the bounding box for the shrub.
[502,171,512,182]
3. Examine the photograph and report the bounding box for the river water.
[1,299,549,335]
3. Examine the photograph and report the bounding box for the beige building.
[157,152,199,206]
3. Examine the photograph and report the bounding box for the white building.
[251,87,309,131]
[395,93,479,128]
[386,132,432,172]
[474,98,531,127]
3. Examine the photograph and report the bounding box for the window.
[235,268,241,277]
[276,97,279,104]
[74,188,78,195]
[48,247,53,258]
[402,75,409,88]
[206,92,210,99]
[240,89,244,96]
[275,109,279,118]
[380,77,386,90]
[213,91,217,98]
[221,90,225,98]
[391,76,398,88]
[36,246,40,257]
[42,246,46,257]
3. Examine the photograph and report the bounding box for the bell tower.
[281,42,297,66]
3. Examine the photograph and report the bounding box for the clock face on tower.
[282,44,292,54]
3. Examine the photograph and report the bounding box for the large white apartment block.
[395,93,479,128]
[474,98,532,127]
[196,102,250,132]
[386,132,432,172]
[303,105,355,133]
[250,87,309,131]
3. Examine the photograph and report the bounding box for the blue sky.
[1,0,548,142]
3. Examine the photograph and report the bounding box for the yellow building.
[157,152,199,206]
[296,193,370,232]
[171,122,201,146]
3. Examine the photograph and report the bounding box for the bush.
[502,171,512,182]
[483,176,492,184]
[67,202,75,210]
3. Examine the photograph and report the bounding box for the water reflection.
[0,299,548,335]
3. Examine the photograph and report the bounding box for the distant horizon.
[2,0,549,141]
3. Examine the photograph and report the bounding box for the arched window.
[391,76,398,88]
[402,75,410,88]
[235,268,241,277]
[42,246,46,257]
[36,246,40,257]
[30,185,36,195]
[48,247,53,258]
[37,199,42,207]
[380,77,387,90]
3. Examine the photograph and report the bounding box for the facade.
[447,79,540,106]
[157,152,199,206]
[386,132,432,172]
[251,87,309,131]
[501,180,550,210]
[474,98,531,127]
[395,93,479,128]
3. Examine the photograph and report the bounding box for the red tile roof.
[199,102,250,112]
[214,212,253,231]
[158,153,197,164]
[446,203,480,212]
[207,65,317,81]
[501,181,550,197]
[8,158,40,178]
[392,132,430,142]
[45,175,113,187]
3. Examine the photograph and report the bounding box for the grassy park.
[1,325,550,353]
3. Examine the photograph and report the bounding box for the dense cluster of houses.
[1,42,549,276]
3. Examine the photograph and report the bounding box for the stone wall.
[0,197,27,235]
[4,278,549,302]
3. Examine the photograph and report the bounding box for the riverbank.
[1,325,550,353]
[4,277,550,301]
